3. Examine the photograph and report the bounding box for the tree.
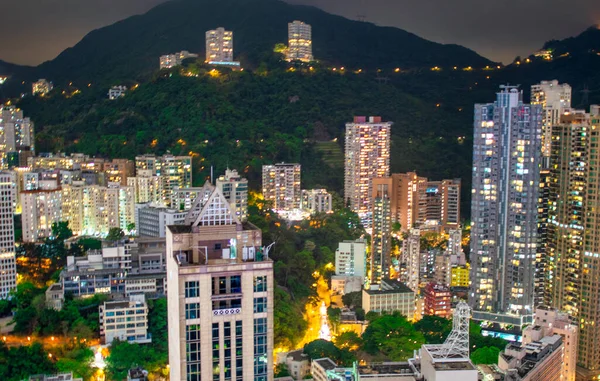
[303,339,355,366]
[148,298,168,355]
[342,291,362,309]
[106,227,125,241]
[362,312,425,361]
[327,307,341,331]
[414,315,452,344]
[470,346,500,365]
[334,331,363,352]
[274,287,307,349]
[275,363,291,378]
[52,221,73,241]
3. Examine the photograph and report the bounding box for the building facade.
[216,168,248,221]
[287,21,313,62]
[335,239,367,279]
[0,172,16,298]
[300,189,332,214]
[128,170,163,204]
[135,204,187,238]
[166,187,274,381]
[135,154,192,206]
[469,86,543,320]
[206,28,234,63]
[402,229,421,292]
[362,279,415,317]
[344,116,391,216]
[423,283,451,319]
[32,79,53,95]
[262,163,301,212]
[21,188,62,242]
[99,294,150,345]
[370,178,392,285]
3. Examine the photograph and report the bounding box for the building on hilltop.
[135,154,192,206]
[287,21,313,62]
[300,189,332,214]
[159,50,198,69]
[470,85,542,324]
[32,79,53,95]
[344,116,391,217]
[108,85,127,100]
[166,186,274,381]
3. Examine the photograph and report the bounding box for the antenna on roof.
[211,166,214,184]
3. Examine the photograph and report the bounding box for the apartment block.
[335,239,367,279]
[362,279,415,317]
[371,178,392,284]
[108,85,127,100]
[498,335,564,381]
[423,283,451,319]
[470,86,542,321]
[159,50,198,69]
[135,154,192,206]
[287,21,313,62]
[99,294,150,345]
[0,172,16,298]
[344,116,391,216]
[216,168,248,221]
[135,203,187,238]
[128,170,163,204]
[32,79,53,95]
[262,163,301,212]
[206,28,234,63]
[402,229,420,292]
[300,189,332,214]
[531,80,572,160]
[166,186,274,381]
[103,158,134,185]
[21,188,62,242]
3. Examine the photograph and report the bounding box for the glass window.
[253,276,267,292]
[185,281,199,298]
[186,303,200,320]
[253,297,267,313]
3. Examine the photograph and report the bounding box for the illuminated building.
[172,185,214,212]
[333,239,367,295]
[108,85,127,100]
[159,50,198,69]
[166,186,273,381]
[370,178,392,285]
[531,80,572,161]
[544,106,600,378]
[32,78,53,95]
[128,170,163,204]
[135,154,192,206]
[402,229,420,292]
[362,279,415,317]
[287,21,313,62]
[300,189,332,214]
[344,116,391,216]
[498,335,564,381]
[424,179,461,232]
[0,106,34,168]
[451,264,470,288]
[262,163,301,212]
[103,158,134,185]
[469,85,542,323]
[21,188,62,242]
[423,283,451,319]
[0,172,16,299]
[99,294,150,345]
[524,307,578,381]
[135,204,187,238]
[216,168,249,221]
[206,28,234,63]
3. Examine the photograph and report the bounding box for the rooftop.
[358,362,414,375]
[432,361,475,371]
[365,279,414,295]
[315,358,337,371]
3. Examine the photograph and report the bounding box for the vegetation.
[0,342,55,381]
[471,346,501,365]
[413,315,452,344]
[362,312,425,361]
[105,339,168,380]
[303,339,355,366]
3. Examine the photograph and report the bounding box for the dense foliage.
[0,342,55,381]
[304,339,355,366]
[362,312,425,361]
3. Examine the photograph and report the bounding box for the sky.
[1,0,598,66]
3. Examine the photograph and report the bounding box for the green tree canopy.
[470,346,501,365]
[362,312,425,361]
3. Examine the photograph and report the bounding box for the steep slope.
[17,0,492,85]
[542,26,600,56]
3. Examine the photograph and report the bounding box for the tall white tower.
[0,172,16,298]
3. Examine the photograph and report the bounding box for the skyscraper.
[0,172,16,298]
[216,168,248,221]
[166,186,273,381]
[531,80,572,161]
[344,116,391,216]
[545,106,600,377]
[135,154,192,206]
[206,27,234,63]
[262,163,301,212]
[287,21,313,62]
[469,86,543,321]
[370,178,392,285]
[402,229,421,292]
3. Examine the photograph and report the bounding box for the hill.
[0,0,492,89]
[542,26,600,57]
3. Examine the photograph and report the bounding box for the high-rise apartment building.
[21,188,62,242]
[128,170,163,205]
[424,179,461,231]
[344,116,391,216]
[103,159,134,186]
[216,168,248,221]
[32,79,53,96]
[370,178,392,285]
[531,80,572,160]
[335,239,367,279]
[0,172,16,298]
[287,21,313,62]
[135,154,192,206]
[470,86,542,321]
[424,283,451,319]
[402,229,421,292]
[206,28,234,63]
[262,163,301,212]
[166,186,273,381]
[544,106,600,377]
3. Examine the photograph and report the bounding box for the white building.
[363,279,415,317]
[287,21,313,62]
[21,188,62,242]
[99,294,150,345]
[531,80,572,160]
[0,106,35,155]
[402,229,421,293]
[172,185,214,211]
[0,172,16,298]
[128,169,163,205]
[108,85,127,100]
[135,203,187,238]
[206,28,234,63]
[27,372,82,381]
[159,50,198,69]
[135,154,192,206]
[216,168,248,221]
[344,116,391,216]
[301,189,332,214]
[262,163,301,212]
[32,79,53,95]
[166,186,274,381]
[335,239,367,278]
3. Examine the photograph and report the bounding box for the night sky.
[1,0,598,66]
